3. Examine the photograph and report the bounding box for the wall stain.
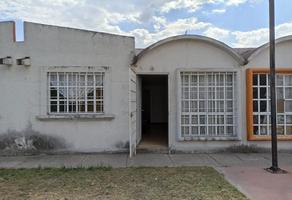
[115,141,129,149]
[0,123,67,155]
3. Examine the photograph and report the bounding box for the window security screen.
[48,72,104,114]
[180,72,236,138]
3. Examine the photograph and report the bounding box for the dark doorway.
[138,75,168,150]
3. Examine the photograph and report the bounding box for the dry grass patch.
[0,166,247,200]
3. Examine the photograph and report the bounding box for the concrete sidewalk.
[1,152,292,168]
[1,152,289,168]
[1,153,292,200]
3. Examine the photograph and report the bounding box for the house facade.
[0,21,291,156]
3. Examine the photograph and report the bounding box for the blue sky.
[0,0,292,48]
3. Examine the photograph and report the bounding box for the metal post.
[269,0,278,171]
[266,0,286,174]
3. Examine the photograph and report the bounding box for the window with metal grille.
[180,72,236,139]
[48,72,104,114]
[252,73,292,136]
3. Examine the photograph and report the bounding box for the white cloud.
[0,0,140,35]
[211,9,226,14]
[276,22,292,38]
[232,22,292,47]
[160,0,212,13]
[131,17,211,47]
[225,0,248,6]
[203,27,230,40]
[0,0,291,48]
[153,16,167,31]
[160,0,255,13]
[0,0,212,47]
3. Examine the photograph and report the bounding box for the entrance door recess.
[137,75,168,152]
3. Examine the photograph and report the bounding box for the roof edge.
[23,21,134,39]
[132,35,247,65]
[247,35,292,62]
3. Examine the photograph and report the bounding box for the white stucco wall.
[1,21,292,153]
[248,40,292,67]
[0,22,135,152]
[243,39,292,150]
[134,38,246,152]
[134,36,292,152]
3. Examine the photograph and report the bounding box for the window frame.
[47,71,105,115]
[39,66,111,118]
[177,69,240,141]
[246,68,292,141]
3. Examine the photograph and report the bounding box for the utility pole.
[266,0,286,174]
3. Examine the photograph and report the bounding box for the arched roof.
[247,35,292,62]
[133,35,246,65]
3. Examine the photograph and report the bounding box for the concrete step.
[136,147,169,154]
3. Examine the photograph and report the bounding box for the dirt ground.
[0,166,247,200]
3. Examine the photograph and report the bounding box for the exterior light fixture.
[17,57,31,67]
[0,56,13,66]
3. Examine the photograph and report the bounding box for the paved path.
[220,166,292,200]
[1,153,292,200]
[2,153,291,168]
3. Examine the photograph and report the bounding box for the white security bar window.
[252,73,292,136]
[48,72,104,114]
[180,72,236,138]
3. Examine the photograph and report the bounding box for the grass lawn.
[0,166,247,200]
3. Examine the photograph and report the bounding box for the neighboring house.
[0,21,292,156]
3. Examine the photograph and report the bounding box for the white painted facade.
[133,36,244,152]
[0,21,292,154]
[0,21,135,152]
[243,36,292,150]
[134,36,292,152]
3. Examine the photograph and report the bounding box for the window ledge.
[248,135,292,141]
[179,136,240,142]
[36,114,115,121]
